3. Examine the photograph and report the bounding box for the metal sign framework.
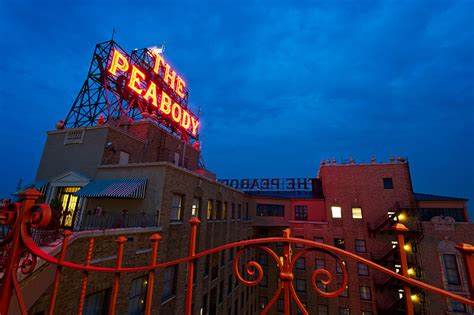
[64,40,199,143]
[0,189,473,314]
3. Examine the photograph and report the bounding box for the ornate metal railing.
[0,189,473,315]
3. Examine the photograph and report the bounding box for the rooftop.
[414,193,468,202]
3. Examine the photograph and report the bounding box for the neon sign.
[107,48,199,138]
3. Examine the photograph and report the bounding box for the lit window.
[352,207,362,219]
[331,206,342,218]
[128,276,148,315]
[207,200,214,221]
[359,286,371,300]
[296,257,305,270]
[336,260,346,274]
[171,194,183,221]
[294,205,308,221]
[355,239,367,253]
[391,240,398,248]
[357,263,369,276]
[192,197,201,218]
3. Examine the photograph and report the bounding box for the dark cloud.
[0,0,472,214]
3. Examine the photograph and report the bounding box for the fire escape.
[368,203,427,315]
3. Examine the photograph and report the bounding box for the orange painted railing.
[0,189,473,314]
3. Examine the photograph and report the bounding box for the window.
[207,200,214,221]
[223,202,228,220]
[83,288,111,315]
[296,303,307,315]
[119,151,130,165]
[219,281,224,303]
[351,207,362,219]
[295,236,304,248]
[220,251,225,267]
[204,255,210,277]
[258,296,267,310]
[315,259,325,270]
[296,279,306,292]
[173,152,180,166]
[359,286,371,300]
[362,311,372,315]
[314,237,324,243]
[229,247,234,262]
[259,275,268,287]
[338,283,349,297]
[451,300,467,312]
[128,276,148,315]
[357,263,369,276]
[216,201,222,220]
[226,274,232,295]
[162,265,178,301]
[171,194,183,221]
[339,308,350,315]
[334,238,345,249]
[256,204,285,217]
[317,305,329,315]
[443,254,461,285]
[294,205,308,221]
[316,281,327,292]
[331,206,342,218]
[192,198,201,219]
[296,257,305,270]
[336,261,346,274]
[277,299,284,312]
[238,204,242,219]
[64,129,84,144]
[419,208,466,222]
[231,203,235,219]
[259,254,268,266]
[202,294,208,315]
[383,178,393,189]
[355,240,367,253]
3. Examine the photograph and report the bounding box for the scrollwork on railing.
[1,188,473,315]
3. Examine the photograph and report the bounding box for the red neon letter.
[128,65,146,95]
[143,82,158,107]
[151,49,165,74]
[164,64,176,90]
[108,49,129,75]
[171,103,182,123]
[181,110,191,129]
[191,116,200,136]
[176,77,186,98]
[160,91,171,114]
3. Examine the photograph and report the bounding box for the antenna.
[111,28,116,41]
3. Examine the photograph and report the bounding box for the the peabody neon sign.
[218,178,317,191]
[108,49,199,136]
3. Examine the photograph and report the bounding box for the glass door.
[57,187,81,228]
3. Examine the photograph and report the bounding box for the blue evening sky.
[0,1,473,214]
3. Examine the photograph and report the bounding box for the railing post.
[185,217,200,315]
[455,243,474,300]
[48,230,72,315]
[280,228,293,315]
[109,236,127,315]
[0,188,41,315]
[393,223,414,315]
[144,233,161,315]
[78,238,95,315]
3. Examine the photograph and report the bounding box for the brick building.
[10,121,473,314]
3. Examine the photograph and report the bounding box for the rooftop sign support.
[64,40,200,142]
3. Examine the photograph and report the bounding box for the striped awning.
[74,179,147,199]
[16,180,49,195]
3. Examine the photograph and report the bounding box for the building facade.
[6,121,472,315]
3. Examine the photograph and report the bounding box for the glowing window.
[352,207,362,219]
[331,206,342,218]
